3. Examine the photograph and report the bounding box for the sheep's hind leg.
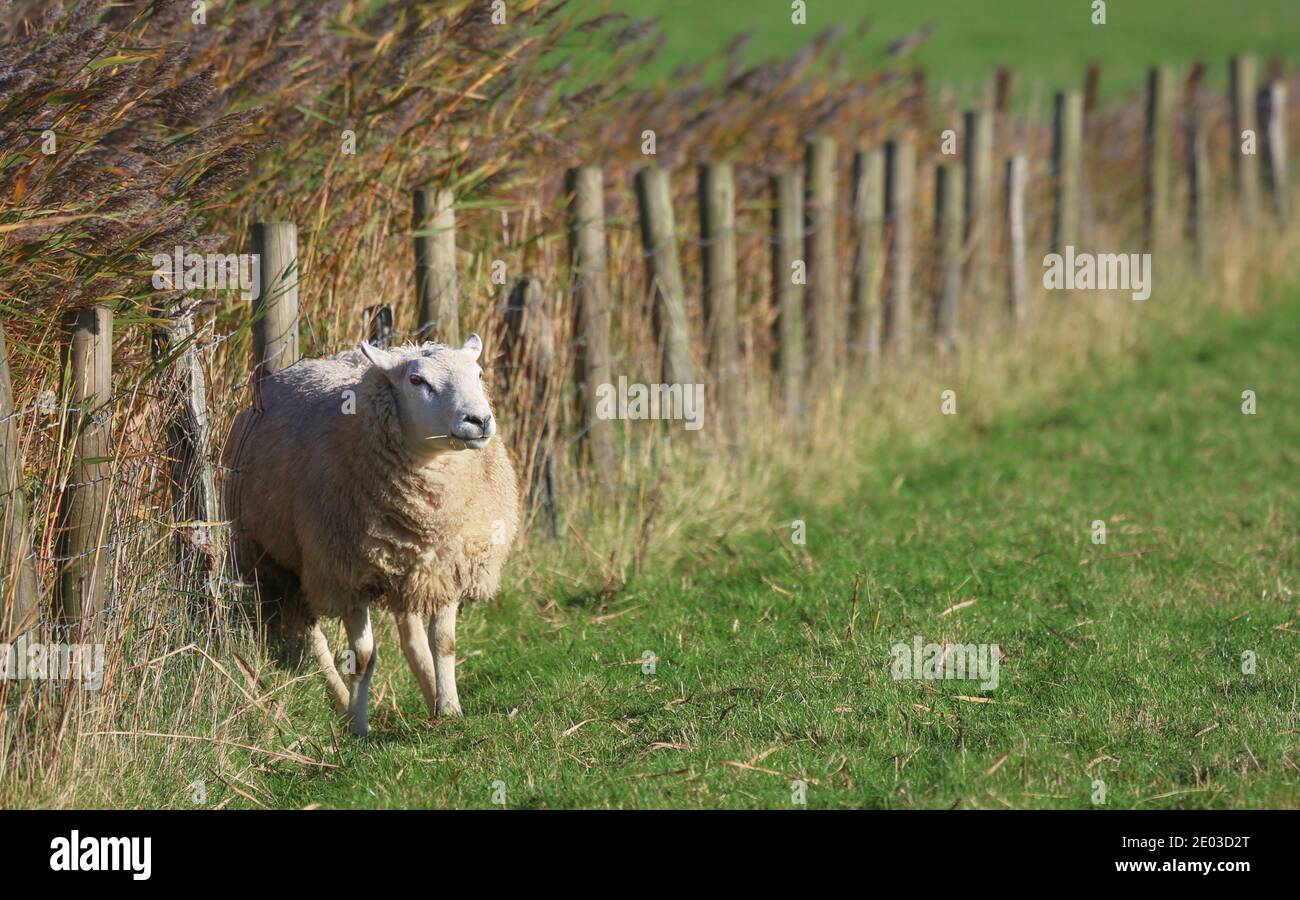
[394,611,438,717]
[429,603,462,717]
[344,607,376,736]
[308,621,350,714]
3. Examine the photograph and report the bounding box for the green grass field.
[211,286,1299,810]
[576,0,1300,101]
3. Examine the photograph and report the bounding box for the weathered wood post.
[634,165,696,389]
[1259,81,1290,227]
[1230,55,1260,223]
[992,67,1014,142]
[963,109,994,298]
[1083,63,1102,114]
[566,166,615,481]
[1186,103,1211,266]
[155,305,222,602]
[54,306,112,633]
[1005,155,1028,325]
[1144,66,1175,254]
[850,147,885,375]
[698,163,741,433]
[504,276,560,537]
[804,136,839,386]
[934,164,963,356]
[1052,90,1083,253]
[771,171,804,420]
[0,324,37,641]
[884,138,916,361]
[366,304,394,348]
[250,222,300,387]
[413,188,459,344]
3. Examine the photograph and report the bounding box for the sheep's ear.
[461,333,483,361]
[359,341,399,372]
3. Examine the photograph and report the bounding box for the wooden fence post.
[634,165,696,389]
[1083,63,1102,114]
[1006,154,1028,325]
[771,171,804,420]
[884,138,916,361]
[1230,55,1260,223]
[251,222,300,387]
[366,304,394,348]
[566,166,615,482]
[0,323,37,641]
[993,68,1014,147]
[850,147,885,375]
[964,109,994,298]
[698,163,741,432]
[805,136,839,387]
[1144,65,1175,254]
[155,306,222,602]
[504,276,560,537]
[934,164,964,355]
[1186,104,1211,266]
[1052,90,1083,253]
[413,188,459,344]
[1259,81,1290,227]
[54,306,112,633]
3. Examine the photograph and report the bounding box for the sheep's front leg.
[394,611,438,717]
[429,602,462,717]
[344,607,375,736]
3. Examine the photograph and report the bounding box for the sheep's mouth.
[458,436,490,450]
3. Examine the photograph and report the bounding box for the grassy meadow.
[579,0,1300,100]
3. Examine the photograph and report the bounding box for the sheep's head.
[359,334,497,456]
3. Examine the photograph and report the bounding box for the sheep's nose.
[461,413,490,435]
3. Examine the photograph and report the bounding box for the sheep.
[223,334,519,735]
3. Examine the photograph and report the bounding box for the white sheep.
[223,334,519,735]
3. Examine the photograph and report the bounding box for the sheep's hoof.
[436,704,463,718]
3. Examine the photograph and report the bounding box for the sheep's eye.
[409,374,425,387]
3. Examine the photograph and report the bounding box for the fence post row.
[805,136,839,386]
[54,306,113,635]
[1259,81,1290,227]
[934,163,964,356]
[884,138,916,362]
[1230,55,1260,223]
[698,163,741,433]
[414,188,460,345]
[156,306,222,602]
[1052,90,1083,254]
[963,109,994,298]
[1144,65,1176,255]
[504,276,561,537]
[0,323,37,641]
[850,147,885,376]
[1005,154,1028,325]
[566,166,615,483]
[251,222,300,390]
[635,165,697,393]
[1186,101,1211,266]
[771,171,805,420]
